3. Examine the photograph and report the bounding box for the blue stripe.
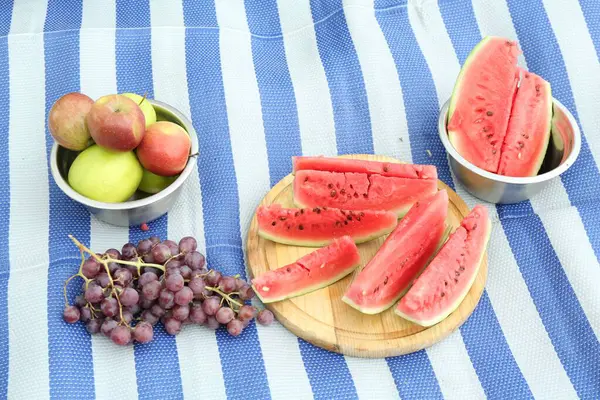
[505,2,600,397]
[438,0,481,65]
[579,0,600,60]
[377,4,533,397]
[309,0,374,155]
[183,2,271,399]
[244,0,302,186]
[386,351,443,400]
[115,2,184,398]
[298,339,357,400]
[0,2,12,397]
[44,1,95,399]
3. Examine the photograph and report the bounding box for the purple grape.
[188,277,206,296]
[142,280,161,301]
[114,268,132,287]
[126,265,139,278]
[205,316,220,330]
[172,304,190,321]
[111,325,131,346]
[85,284,104,304]
[82,258,101,279]
[189,303,207,324]
[139,296,155,309]
[205,270,221,287]
[165,267,181,278]
[202,296,221,316]
[125,303,141,316]
[234,278,247,291]
[119,287,139,307]
[179,265,192,280]
[174,287,193,306]
[227,319,244,336]
[133,322,154,343]
[80,307,92,323]
[101,319,118,336]
[107,261,119,274]
[164,317,182,335]
[122,310,134,325]
[178,236,197,254]
[163,240,180,257]
[63,306,80,323]
[75,294,87,308]
[257,309,275,326]
[238,285,255,301]
[216,307,234,324]
[142,253,155,263]
[101,297,118,318]
[86,319,102,334]
[149,236,161,245]
[95,272,110,288]
[138,271,158,287]
[158,289,175,309]
[165,259,183,269]
[184,251,205,270]
[121,243,137,260]
[141,310,159,325]
[151,243,171,264]
[150,304,166,318]
[105,248,121,260]
[165,274,184,292]
[238,305,257,322]
[218,276,236,294]
[144,267,162,276]
[137,239,153,255]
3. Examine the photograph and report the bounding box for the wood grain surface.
[246,154,487,358]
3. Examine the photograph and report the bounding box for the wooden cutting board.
[246,154,487,358]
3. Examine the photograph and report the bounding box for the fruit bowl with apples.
[49,92,199,227]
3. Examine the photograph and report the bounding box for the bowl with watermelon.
[438,36,581,204]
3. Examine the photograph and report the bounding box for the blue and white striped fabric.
[1,0,599,398]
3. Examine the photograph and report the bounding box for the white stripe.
[10,0,48,34]
[343,0,411,162]
[7,1,50,398]
[345,357,400,400]
[426,332,485,400]
[80,1,140,398]
[276,0,337,157]
[214,2,314,398]
[149,1,226,398]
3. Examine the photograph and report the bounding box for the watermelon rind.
[394,206,492,327]
[257,226,394,247]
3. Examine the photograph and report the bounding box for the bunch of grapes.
[62,235,274,346]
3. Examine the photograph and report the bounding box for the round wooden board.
[246,154,487,358]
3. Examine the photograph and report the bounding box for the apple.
[138,168,178,194]
[48,92,94,151]
[136,121,191,177]
[86,94,146,151]
[68,144,143,203]
[122,92,156,127]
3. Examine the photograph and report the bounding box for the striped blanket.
[1,0,599,399]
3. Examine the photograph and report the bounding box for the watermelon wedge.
[256,204,397,247]
[292,156,437,180]
[497,69,552,177]
[293,170,438,218]
[342,190,449,314]
[251,236,361,303]
[395,205,491,327]
[447,36,521,173]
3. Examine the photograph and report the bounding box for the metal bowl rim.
[438,97,581,185]
[50,98,199,211]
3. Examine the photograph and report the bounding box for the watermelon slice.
[395,205,491,327]
[342,190,449,314]
[292,156,437,180]
[256,204,397,247]
[251,236,361,303]
[497,69,552,177]
[447,36,521,173]
[293,170,438,218]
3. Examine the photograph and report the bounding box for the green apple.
[122,92,156,127]
[68,144,143,203]
[138,168,178,194]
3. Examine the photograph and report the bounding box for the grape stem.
[63,274,80,308]
[111,288,128,327]
[205,286,243,309]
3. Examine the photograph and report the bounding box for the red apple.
[136,121,191,176]
[48,92,94,151]
[86,94,146,151]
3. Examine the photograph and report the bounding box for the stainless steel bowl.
[438,97,581,204]
[50,99,199,226]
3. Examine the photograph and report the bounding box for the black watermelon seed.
[444,281,448,286]
[363,194,368,198]
[347,215,352,221]
[300,209,304,214]
[441,292,445,297]
[349,184,354,189]
[298,225,304,230]
[454,278,458,283]
[473,223,478,230]
[492,149,497,154]
[359,212,364,217]
[455,271,460,277]
[341,210,346,215]
[459,266,465,271]
[279,216,287,221]
[487,111,494,116]
[384,276,388,284]
[330,190,337,197]
[356,217,361,221]
[304,177,309,183]
[340,189,346,195]
[354,193,359,198]
[286,267,291,272]
[383,166,389,172]
[328,183,333,189]
[344,220,348,225]
[313,207,319,212]
[322,207,327,210]
[271,221,276,226]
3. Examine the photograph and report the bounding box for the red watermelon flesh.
[447,36,521,173]
[292,156,438,180]
[395,205,491,327]
[256,204,397,247]
[293,170,438,218]
[497,69,552,177]
[251,236,361,303]
[342,190,449,314]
